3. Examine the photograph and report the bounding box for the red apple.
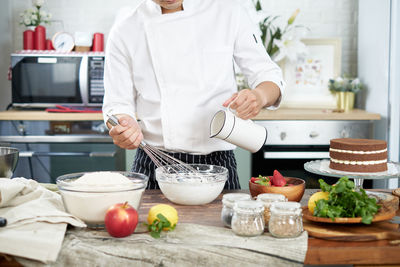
[105,202,138,238]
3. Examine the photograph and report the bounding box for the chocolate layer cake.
[329,138,388,173]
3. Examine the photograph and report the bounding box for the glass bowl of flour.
[56,171,148,228]
[156,164,227,205]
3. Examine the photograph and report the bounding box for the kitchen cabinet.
[0,111,124,183]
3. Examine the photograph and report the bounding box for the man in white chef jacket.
[103,0,285,189]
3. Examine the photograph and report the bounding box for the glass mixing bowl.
[56,171,148,228]
[156,164,228,205]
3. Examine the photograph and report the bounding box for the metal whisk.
[106,114,199,174]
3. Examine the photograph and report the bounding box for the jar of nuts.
[221,193,251,227]
[268,201,303,238]
[256,193,287,231]
[231,200,265,237]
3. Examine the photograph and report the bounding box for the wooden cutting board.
[304,220,400,241]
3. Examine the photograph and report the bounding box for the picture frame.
[280,38,342,108]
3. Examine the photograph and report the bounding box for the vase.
[336,92,355,112]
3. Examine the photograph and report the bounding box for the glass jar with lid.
[268,201,303,238]
[256,193,287,230]
[221,193,251,227]
[231,200,265,237]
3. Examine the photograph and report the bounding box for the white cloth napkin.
[0,178,86,263]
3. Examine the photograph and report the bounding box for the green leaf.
[255,0,262,11]
[150,231,161,239]
[147,213,176,239]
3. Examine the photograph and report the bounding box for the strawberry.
[271,170,286,187]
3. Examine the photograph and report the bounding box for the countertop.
[1,189,399,266]
[138,189,400,266]
[0,108,381,121]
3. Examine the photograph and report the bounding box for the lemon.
[308,191,329,214]
[147,204,178,230]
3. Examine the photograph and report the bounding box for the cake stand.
[304,159,400,190]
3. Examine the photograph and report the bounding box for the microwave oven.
[11,52,105,108]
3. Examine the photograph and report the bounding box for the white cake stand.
[304,159,400,190]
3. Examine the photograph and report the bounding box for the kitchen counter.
[0,110,103,121]
[138,190,400,266]
[1,189,399,266]
[254,108,381,120]
[0,108,380,121]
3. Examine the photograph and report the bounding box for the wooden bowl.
[248,177,306,202]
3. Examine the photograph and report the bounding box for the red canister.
[92,33,104,52]
[46,39,54,50]
[23,29,34,50]
[34,25,46,50]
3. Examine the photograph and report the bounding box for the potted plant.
[19,0,52,29]
[328,76,363,111]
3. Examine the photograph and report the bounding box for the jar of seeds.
[221,193,251,227]
[231,200,264,237]
[256,193,287,231]
[268,202,303,238]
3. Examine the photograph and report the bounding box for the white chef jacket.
[103,0,285,154]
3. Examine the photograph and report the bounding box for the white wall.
[388,0,400,163]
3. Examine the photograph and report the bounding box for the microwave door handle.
[79,56,89,105]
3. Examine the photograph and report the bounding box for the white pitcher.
[209,108,267,153]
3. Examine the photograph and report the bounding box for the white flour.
[72,171,132,185]
[60,172,145,226]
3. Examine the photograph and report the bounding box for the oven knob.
[280,132,286,141]
[309,131,319,138]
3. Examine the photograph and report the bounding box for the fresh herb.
[254,175,271,186]
[314,176,380,224]
[145,213,176,239]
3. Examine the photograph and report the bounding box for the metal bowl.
[0,147,19,178]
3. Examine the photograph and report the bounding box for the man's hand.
[223,89,263,120]
[223,81,281,120]
[108,114,143,149]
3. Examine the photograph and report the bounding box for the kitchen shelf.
[254,108,381,120]
[0,108,381,121]
[0,110,103,121]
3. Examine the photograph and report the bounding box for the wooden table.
[1,189,399,266]
[139,190,400,266]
